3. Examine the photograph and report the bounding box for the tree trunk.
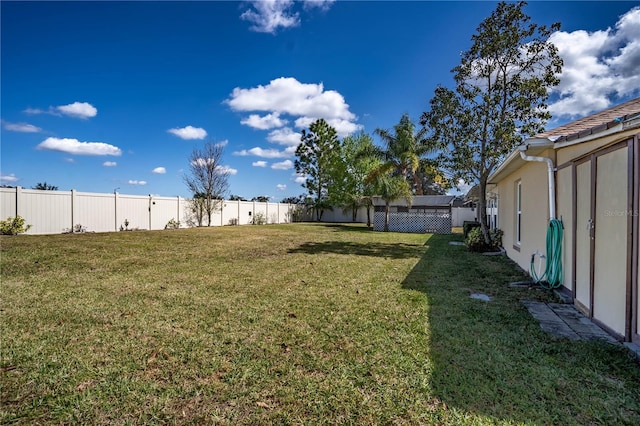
[413,173,424,196]
[478,177,491,245]
[366,205,371,228]
[384,200,390,232]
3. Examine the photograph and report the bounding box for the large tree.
[421,1,562,244]
[369,113,440,195]
[294,118,342,221]
[184,141,230,226]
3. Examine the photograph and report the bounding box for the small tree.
[341,131,381,224]
[184,142,230,226]
[33,182,58,191]
[294,119,342,221]
[373,175,413,232]
[421,1,562,244]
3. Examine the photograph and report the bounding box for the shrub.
[63,224,87,234]
[1,215,32,235]
[465,227,504,252]
[463,221,481,238]
[165,218,181,230]
[489,228,503,248]
[252,212,267,225]
[465,226,487,252]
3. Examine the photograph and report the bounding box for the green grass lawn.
[1,223,639,425]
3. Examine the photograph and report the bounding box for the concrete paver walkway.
[521,301,618,344]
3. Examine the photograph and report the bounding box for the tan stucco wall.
[556,166,573,292]
[592,147,629,335]
[495,151,553,274]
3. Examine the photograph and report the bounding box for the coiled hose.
[530,218,564,288]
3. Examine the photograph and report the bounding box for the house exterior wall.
[592,147,629,335]
[495,151,553,274]
[493,129,638,341]
[556,165,573,293]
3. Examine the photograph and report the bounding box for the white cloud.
[226,77,357,126]
[241,0,299,34]
[446,179,472,196]
[267,127,301,146]
[23,108,45,115]
[167,125,207,140]
[128,180,147,186]
[24,102,97,119]
[215,139,229,147]
[2,121,42,133]
[103,161,117,167]
[303,0,335,12]
[1,173,19,184]
[292,172,306,184]
[276,184,287,191]
[226,77,361,159]
[271,159,294,170]
[56,102,97,119]
[241,112,288,130]
[548,6,640,118]
[37,137,122,156]
[233,146,296,158]
[253,161,268,167]
[152,167,166,174]
[216,165,238,175]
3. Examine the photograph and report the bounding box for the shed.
[372,195,454,234]
[488,97,640,343]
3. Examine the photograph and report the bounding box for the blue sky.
[2,1,639,200]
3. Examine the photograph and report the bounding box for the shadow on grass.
[403,234,640,424]
[321,223,373,233]
[288,240,424,259]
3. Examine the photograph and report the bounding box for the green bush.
[465,227,487,252]
[465,226,503,252]
[1,215,32,235]
[252,212,267,225]
[463,221,481,238]
[165,218,181,230]
[489,228,503,248]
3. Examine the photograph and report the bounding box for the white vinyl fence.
[0,187,298,235]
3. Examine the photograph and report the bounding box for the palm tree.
[375,175,413,232]
[370,113,436,195]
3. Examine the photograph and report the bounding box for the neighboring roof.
[537,97,640,141]
[489,97,640,184]
[371,195,455,207]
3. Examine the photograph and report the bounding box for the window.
[516,181,522,244]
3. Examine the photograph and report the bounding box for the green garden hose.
[530,218,563,288]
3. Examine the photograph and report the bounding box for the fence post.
[71,189,76,230]
[114,191,119,231]
[177,196,181,228]
[15,186,22,218]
